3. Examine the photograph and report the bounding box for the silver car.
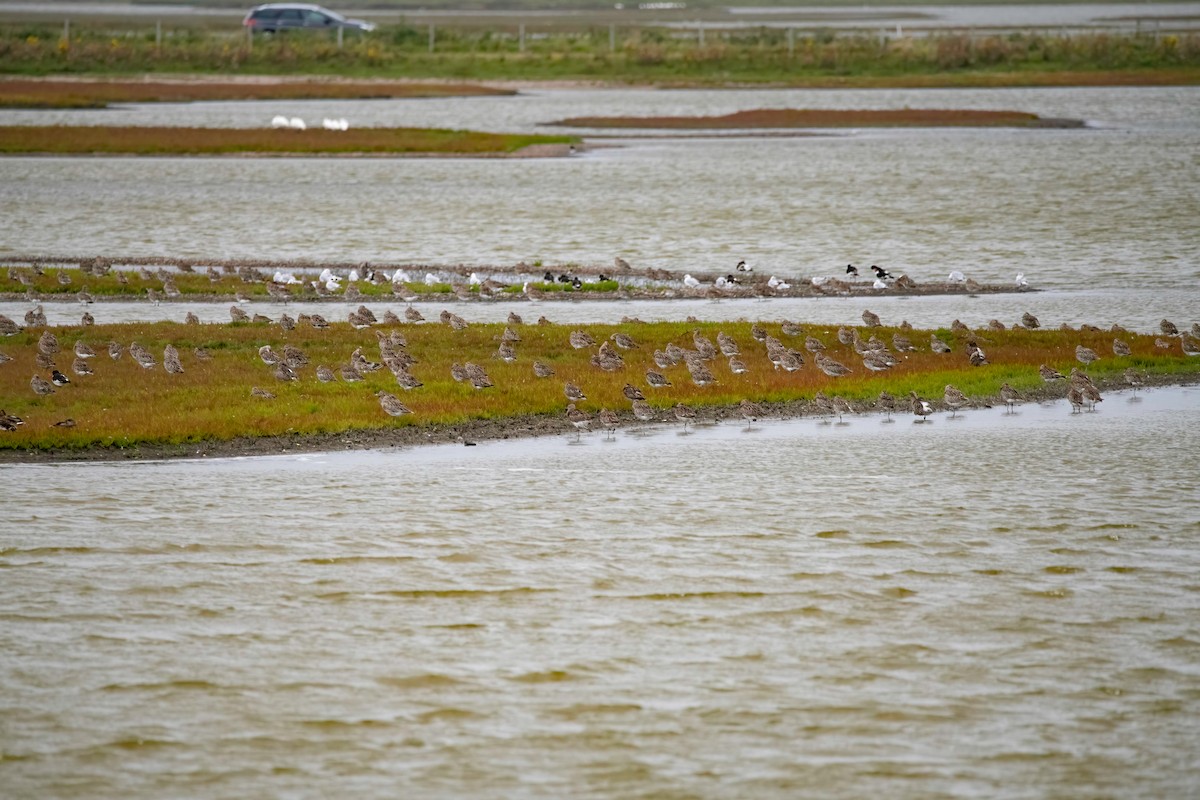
[243,4,376,34]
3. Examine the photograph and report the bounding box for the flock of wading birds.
[2,298,1198,436]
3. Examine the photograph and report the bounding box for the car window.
[278,9,303,21]
[304,10,330,24]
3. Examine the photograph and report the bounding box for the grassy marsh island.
[0,78,515,109]
[1,310,1197,460]
[551,108,1084,129]
[0,24,1196,87]
[0,125,579,156]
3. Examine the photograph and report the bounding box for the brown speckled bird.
[376,391,412,417]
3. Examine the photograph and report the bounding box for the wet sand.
[4,372,1193,464]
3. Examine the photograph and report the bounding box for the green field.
[0,20,1196,86]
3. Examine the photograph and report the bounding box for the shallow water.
[2,387,1199,798]
[2,86,1198,290]
[2,83,1200,797]
[3,286,1198,335]
[726,2,1200,31]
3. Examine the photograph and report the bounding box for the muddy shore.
[0,283,1026,303]
[1,255,1029,301]
[5,373,1192,465]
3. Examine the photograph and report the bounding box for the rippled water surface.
[2,388,1200,797]
[2,86,1198,290]
[2,83,1200,797]
[3,285,1198,336]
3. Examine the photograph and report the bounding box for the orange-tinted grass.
[0,79,515,109]
[551,108,1067,129]
[0,317,1195,452]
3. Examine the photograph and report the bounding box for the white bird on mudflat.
[736,260,752,272]
[319,268,334,283]
[348,269,360,282]
[393,270,412,284]
[270,115,289,129]
[322,118,349,131]
[683,274,702,289]
[288,117,306,130]
[715,276,729,288]
[948,270,965,283]
[273,270,302,285]
[325,277,341,292]
[767,275,791,290]
[873,279,888,289]
[1015,273,1029,288]
[469,272,482,286]
[424,273,438,286]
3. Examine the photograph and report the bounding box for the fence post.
[609,23,615,53]
[62,18,70,44]
[787,27,794,58]
[698,25,704,46]
[156,19,162,51]
[429,23,435,53]
[337,24,343,49]
[519,22,525,52]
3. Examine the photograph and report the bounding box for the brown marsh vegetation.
[551,108,1084,129]
[0,78,516,109]
[0,125,579,156]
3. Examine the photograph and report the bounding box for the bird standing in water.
[566,404,591,439]
[739,399,763,430]
[910,391,933,422]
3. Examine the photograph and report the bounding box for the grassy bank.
[0,24,1197,86]
[1,314,1196,456]
[0,125,578,156]
[0,78,515,108]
